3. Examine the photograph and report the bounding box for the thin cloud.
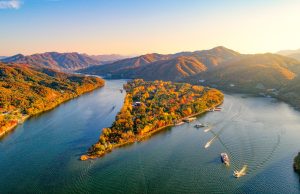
[0,0,21,9]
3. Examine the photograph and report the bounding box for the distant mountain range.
[79,46,300,108]
[1,52,100,71]
[0,52,129,71]
[79,46,240,81]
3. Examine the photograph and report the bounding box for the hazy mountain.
[278,49,300,61]
[286,53,300,61]
[0,56,7,60]
[278,49,300,56]
[1,52,101,71]
[87,54,130,63]
[79,46,240,81]
[80,53,172,75]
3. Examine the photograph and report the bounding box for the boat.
[233,165,247,178]
[183,117,196,123]
[214,107,222,111]
[204,136,216,149]
[175,121,185,126]
[194,123,205,128]
[220,153,230,166]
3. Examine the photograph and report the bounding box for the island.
[294,152,300,174]
[0,63,105,138]
[81,79,224,160]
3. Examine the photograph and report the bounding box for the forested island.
[0,63,105,137]
[81,79,223,160]
[294,153,300,174]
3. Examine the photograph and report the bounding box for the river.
[0,79,300,193]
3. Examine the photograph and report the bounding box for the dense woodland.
[0,63,104,136]
[85,79,223,159]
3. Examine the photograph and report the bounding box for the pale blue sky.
[1,0,300,56]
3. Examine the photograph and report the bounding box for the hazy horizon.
[1,0,300,56]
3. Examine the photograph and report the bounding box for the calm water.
[1,79,300,194]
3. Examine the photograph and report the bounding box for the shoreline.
[81,100,223,161]
[0,84,104,139]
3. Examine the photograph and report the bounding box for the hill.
[122,56,208,81]
[278,76,300,108]
[79,46,240,81]
[187,53,300,91]
[0,63,105,137]
[80,53,172,76]
[1,52,101,71]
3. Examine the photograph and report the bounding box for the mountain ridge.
[1,52,102,71]
[79,46,240,80]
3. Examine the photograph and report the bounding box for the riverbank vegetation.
[0,63,105,137]
[82,79,223,160]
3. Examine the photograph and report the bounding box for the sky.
[0,0,300,56]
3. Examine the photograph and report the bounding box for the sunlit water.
[0,79,300,193]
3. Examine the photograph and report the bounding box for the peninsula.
[81,79,223,160]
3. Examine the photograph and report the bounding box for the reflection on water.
[0,80,300,193]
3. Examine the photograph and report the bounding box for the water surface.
[0,79,300,193]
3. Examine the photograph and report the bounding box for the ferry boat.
[220,153,230,166]
[204,136,216,149]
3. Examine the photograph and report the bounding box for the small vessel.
[194,123,205,128]
[233,165,247,178]
[183,117,196,123]
[120,89,123,93]
[220,153,230,166]
[204,136,216,149]
[175,121,185,126]
[214,107,222,111]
